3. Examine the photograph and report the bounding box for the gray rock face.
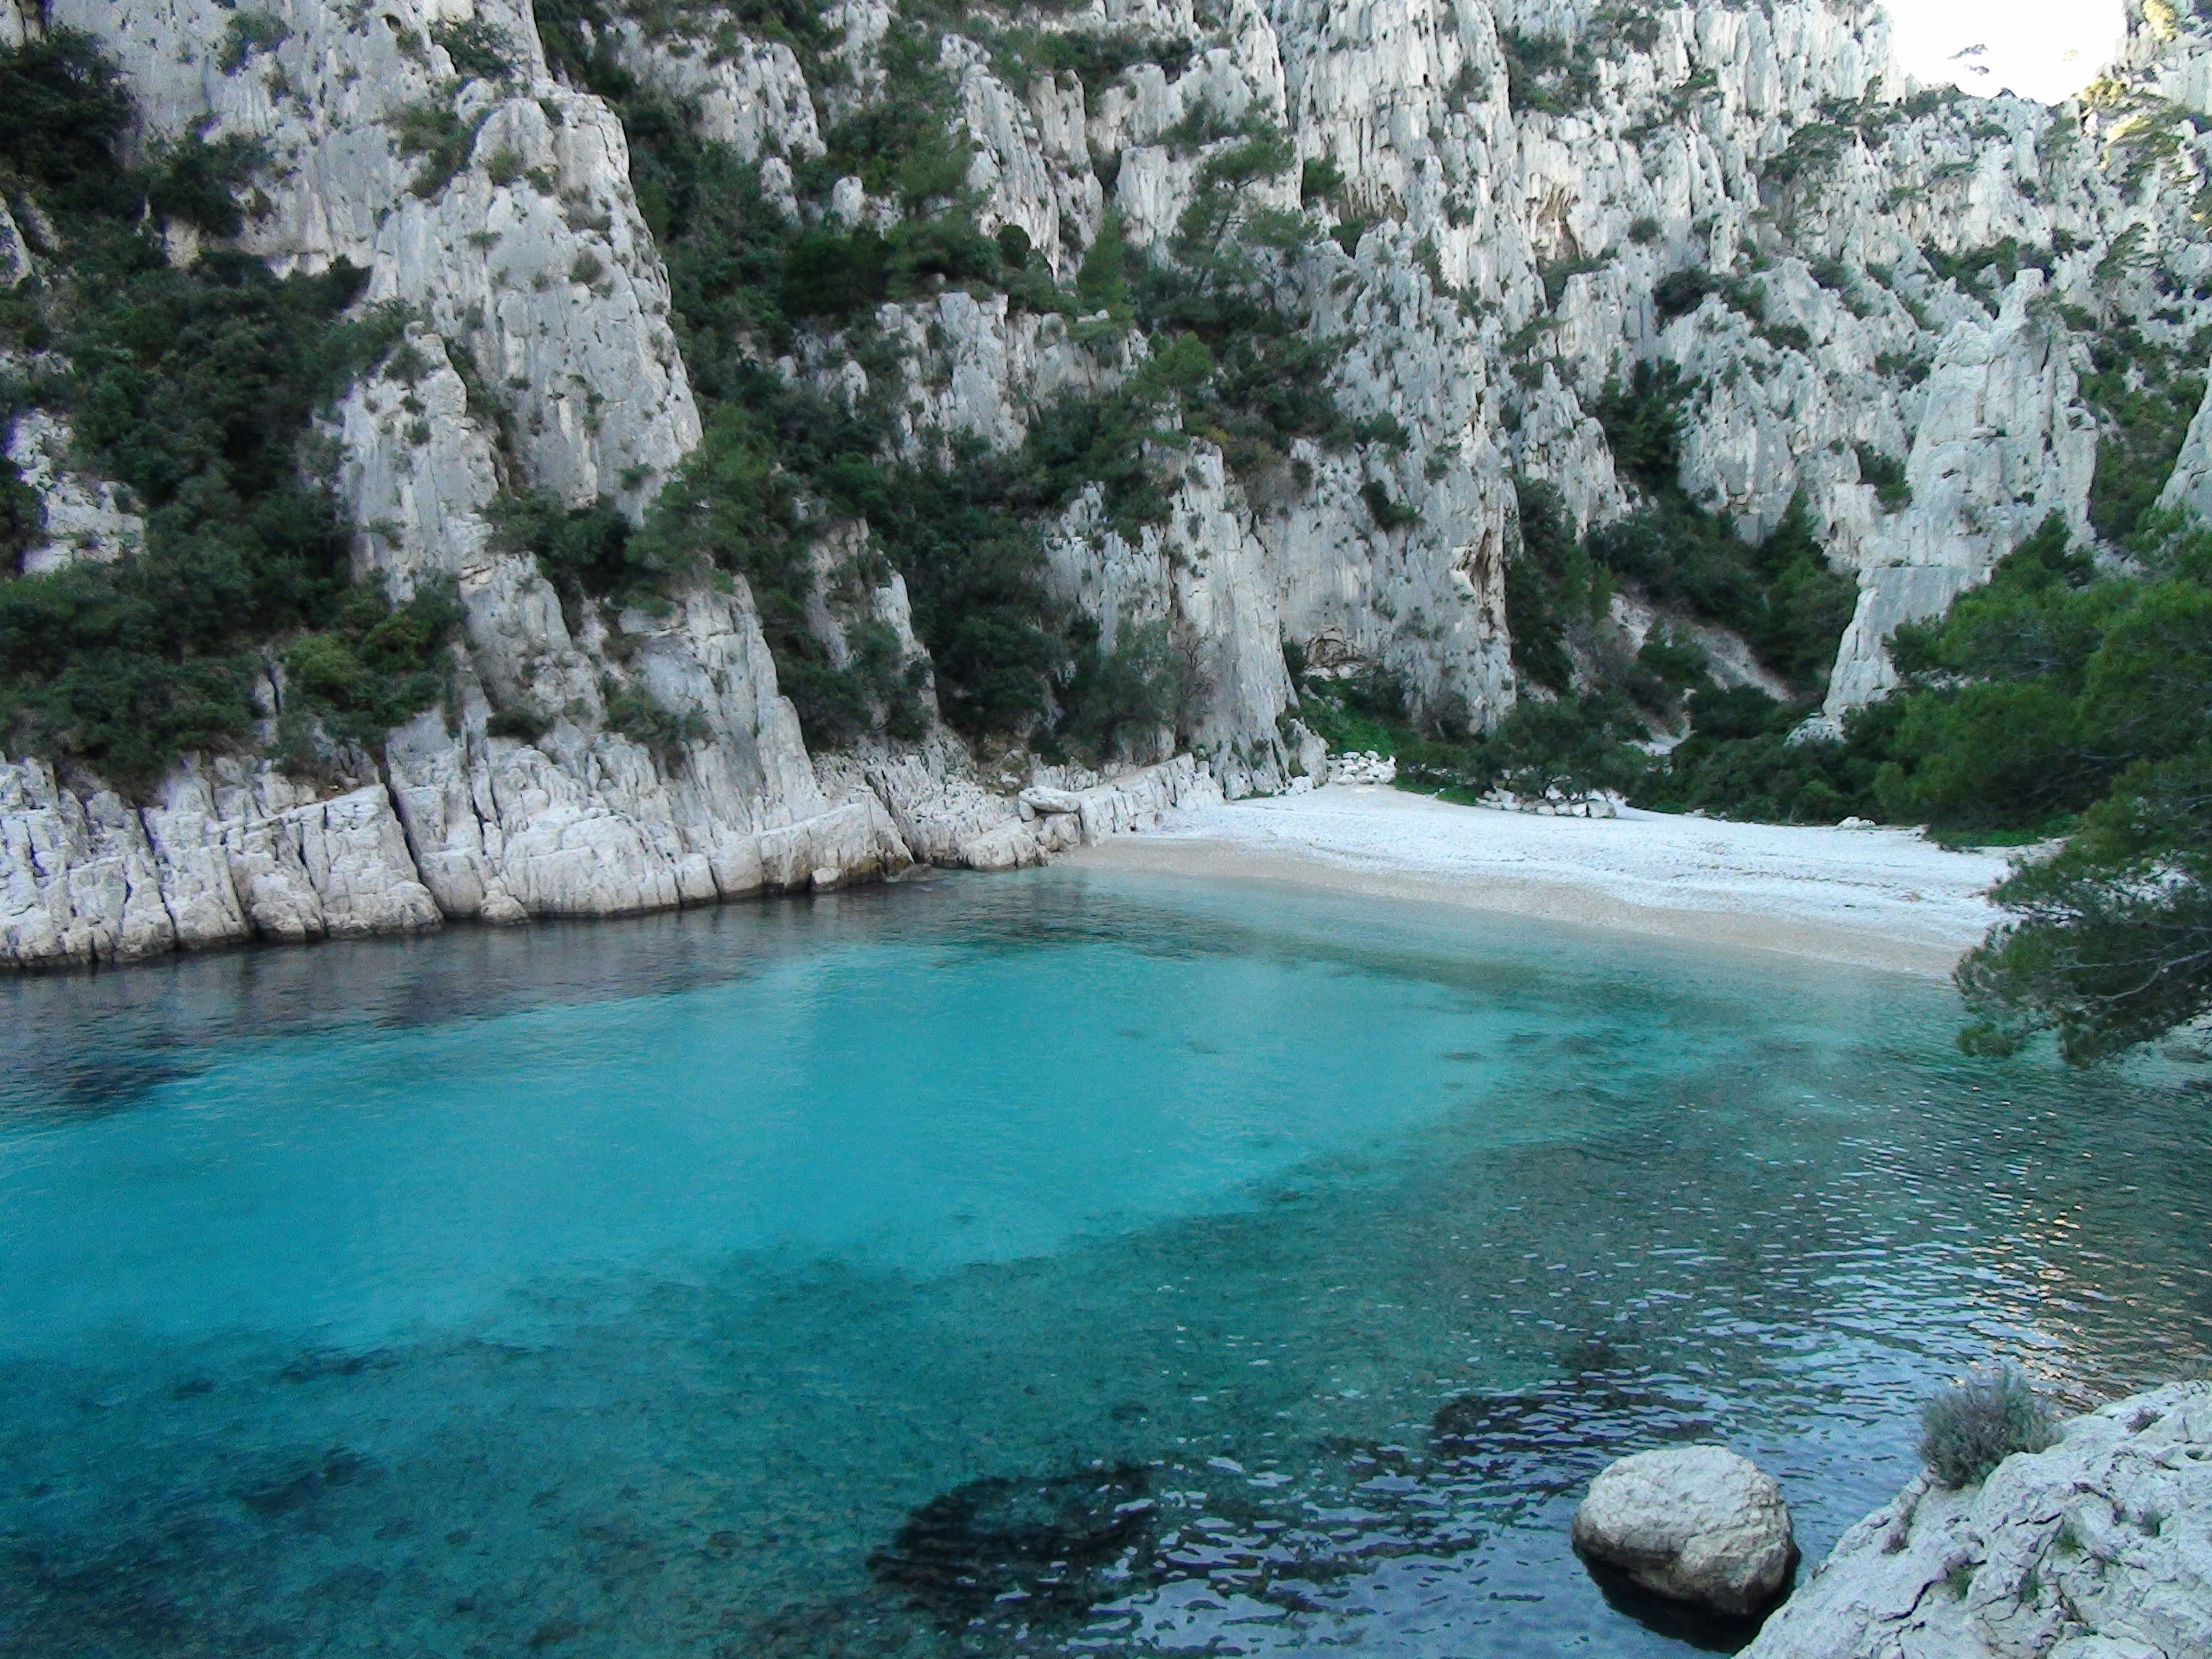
[5,0,2212,965]
[1741,1382,2212,1659]
[1573,1445,1798,1617]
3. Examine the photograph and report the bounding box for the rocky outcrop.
[1741,1382,2212,1659]
[4,0,2211,966]
[1573,1444,1798,1617]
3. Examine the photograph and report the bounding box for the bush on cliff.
[0,34,452,788]
[1918,1366,2059,1488]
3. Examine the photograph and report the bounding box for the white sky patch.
[1884,0,2129,104]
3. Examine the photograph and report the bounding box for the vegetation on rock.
[1918,1365,2060,1489]
[0,32,453,789]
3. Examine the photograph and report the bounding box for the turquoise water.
[1,868,2207,1657]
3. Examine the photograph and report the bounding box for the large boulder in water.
[1740,1382,2212,1659]
[1573,1445,1797,1617]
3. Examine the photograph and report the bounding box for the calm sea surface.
[1,868,2206,1657]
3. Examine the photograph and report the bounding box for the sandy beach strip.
[1068,785,2018,977]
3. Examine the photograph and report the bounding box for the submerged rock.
[1740,1382,2212,1659]
[866,1465,1159,1624]
[1572,1445,1797,1618]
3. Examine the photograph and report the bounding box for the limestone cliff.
[1,0,2208,966]
[1740,1382,2212,1659]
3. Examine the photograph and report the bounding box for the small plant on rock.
[1917,1365,2060,1488]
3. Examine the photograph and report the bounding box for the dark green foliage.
[1076,211,1133,318]
[1503,477,1594,694]
[2,243,418,781]
[490,491,666,631]
[1763,121,1849,186]
[486,705,550,743]
[1498,27,1595,114]
[277,580,464,751]
[0,30,135,217]
[428,17,518,81]
[1653,267,1720,321]
[1300,156,1346,204]
[1588,501,1753,629]
[0,35,444,786]
[1001,27,1192,99]
[1056,619,1179,763]
[0,449,40,571]
[1925,238,2048,294]
[219,11,290,75]
[145,134,266,238]
[389,102,479,199]
[1593,359,1689,490]
[1917,1367,2059,1489]
[1874,515,2157,830]
[1638,697,1900,824]
[1635,626,1708,693]
[1588,361,1852,691]
[1538,256,1604,310]
[1855,441,1912,511]
[777,214,1004,323]
[1361,480,1418,531]
[1833,511,2212,1059]
[2078,325,2205,545]
[1958,750,2212,1061]
[552,0,1368,756]
[1753,495,1858,688]
[809,24,972,211]
[603,679,708,768]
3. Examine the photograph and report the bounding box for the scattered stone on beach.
[1740,1382,2212,1659]
[1326,750,1397,785]
[1572,1445,1797,1617]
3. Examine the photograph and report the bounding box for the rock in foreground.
[1742,1382,2212,1659]
[1573,1445,1797,1617]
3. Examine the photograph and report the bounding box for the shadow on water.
[1581,1556,1787,1655]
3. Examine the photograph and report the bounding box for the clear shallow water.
[1,869,2207,1658]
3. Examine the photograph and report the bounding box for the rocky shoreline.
[1573,1382,2212,1659]
[0,749,1218,969]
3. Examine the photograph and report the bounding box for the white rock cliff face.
[1741,1382,2212,1659]
[1,0,2208,964]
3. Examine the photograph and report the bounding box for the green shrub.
[429,17,517,81]
[0,43,425,791]
[218,12,289,75]
[1361,480,1419,530]
[390,102,479,199]
[603,680,706,768]
[1653,268,1720,321]
[1056,619,1179,763]
[2079,325,2204,545]
[1917,1366,2059,1489]
[1855,442,1912,511]
[486,705,550,743]
[1503,476,1595,694]
[0,30,135,217]
[492,490,672,633]
[1594,359,1691,490]
[1498,27,1596,113]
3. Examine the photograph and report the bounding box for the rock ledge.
[1742,1382,2212,1659]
